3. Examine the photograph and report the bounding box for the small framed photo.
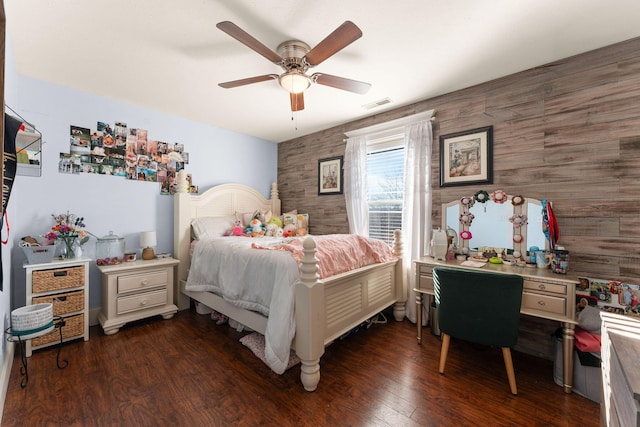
[439,126,493,187]
[318,156,343,195]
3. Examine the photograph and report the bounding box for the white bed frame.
[173,171,406,391]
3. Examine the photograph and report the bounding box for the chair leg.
[439,333,450,374]
[502,347,518,395]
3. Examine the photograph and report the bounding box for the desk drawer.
[524,279,567,296]
[419,265,433,275]
[522,291,566,316]
[419,275,434,291]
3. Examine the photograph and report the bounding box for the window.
[366,136,404,245]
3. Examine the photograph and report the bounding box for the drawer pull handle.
[537,301,546,306]
[53,296,67,302]
[53,271,69,277]
[141,280,149,286]
[538,284,546,290]
[140,300,148,306]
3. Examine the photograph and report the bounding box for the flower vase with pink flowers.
[43,212,92,259]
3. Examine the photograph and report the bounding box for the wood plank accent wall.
[279,36,640,285]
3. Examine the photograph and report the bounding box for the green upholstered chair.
[433,266,524,395]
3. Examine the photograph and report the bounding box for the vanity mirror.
[443,192,548,255]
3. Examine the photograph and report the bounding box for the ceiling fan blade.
[218,74,278,89]
[290,92,305,111]
[304,21,363,66]
[312,73,371,94]
[216,21,283,64]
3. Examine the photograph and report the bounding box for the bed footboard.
[294,230,405,392]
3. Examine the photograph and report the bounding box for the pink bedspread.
[252,234,395,279]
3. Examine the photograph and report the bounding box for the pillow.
[283,213,309,232]
[191,216,236,240]
[282,213,297,227]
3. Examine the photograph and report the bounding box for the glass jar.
[96,231,125,265]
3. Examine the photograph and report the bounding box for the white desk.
[414,257,580,394]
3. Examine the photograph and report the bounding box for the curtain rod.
[344,110,435,141]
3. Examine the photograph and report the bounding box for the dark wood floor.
[2,308,599,426]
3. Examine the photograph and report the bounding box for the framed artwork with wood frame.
[439,126,493,187]
[318,156,343,195]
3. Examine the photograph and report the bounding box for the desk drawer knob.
[538,284,546,290]
[141,280,149,286]
[140,299,148,306]
[537,300,546,306]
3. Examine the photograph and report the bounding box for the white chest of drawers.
[97,258,179,335]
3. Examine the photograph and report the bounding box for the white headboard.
[173,170,281,308]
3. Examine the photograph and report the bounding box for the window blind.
[367,145,404,245]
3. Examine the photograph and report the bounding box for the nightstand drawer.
[522,291,566,316]
[117,289,168,314]
[117,270,168,294]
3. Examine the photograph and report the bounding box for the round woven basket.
[11,303,53,336]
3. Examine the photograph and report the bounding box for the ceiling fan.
[216,20,371,112]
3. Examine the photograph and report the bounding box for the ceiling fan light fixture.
[279,71,310,94]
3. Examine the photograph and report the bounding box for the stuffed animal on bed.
[231,220,244,236]
[265,222,283,237]
[246,218,266,237]
[283,224,296,238]
[267,216,282,228]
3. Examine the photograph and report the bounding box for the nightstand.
[23,257,91,357]
[96,257,179,335]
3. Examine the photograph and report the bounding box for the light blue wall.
[5,61,277,317]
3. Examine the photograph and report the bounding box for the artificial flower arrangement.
[43,212,92,258]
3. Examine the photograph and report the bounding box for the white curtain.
[344,136,369,236]
[402,119,433,323]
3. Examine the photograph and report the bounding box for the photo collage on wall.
[59,121,196,195]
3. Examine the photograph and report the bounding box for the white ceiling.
[6,0,640,143]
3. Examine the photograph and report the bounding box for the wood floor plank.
[2,309,599,426]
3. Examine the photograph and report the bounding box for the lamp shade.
[139,231,157,248]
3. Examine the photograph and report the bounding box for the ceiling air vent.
[362,97,392,110]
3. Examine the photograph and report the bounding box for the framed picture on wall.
[318,156,343,195]
[439,126,493,187]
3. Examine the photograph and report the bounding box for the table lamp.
[140,231,157,260]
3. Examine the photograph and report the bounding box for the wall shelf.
[16,129,41,177]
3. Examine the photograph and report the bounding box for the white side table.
[23,257,91,357]
[97,258,179,335]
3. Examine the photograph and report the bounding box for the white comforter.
[185,236,300,374]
